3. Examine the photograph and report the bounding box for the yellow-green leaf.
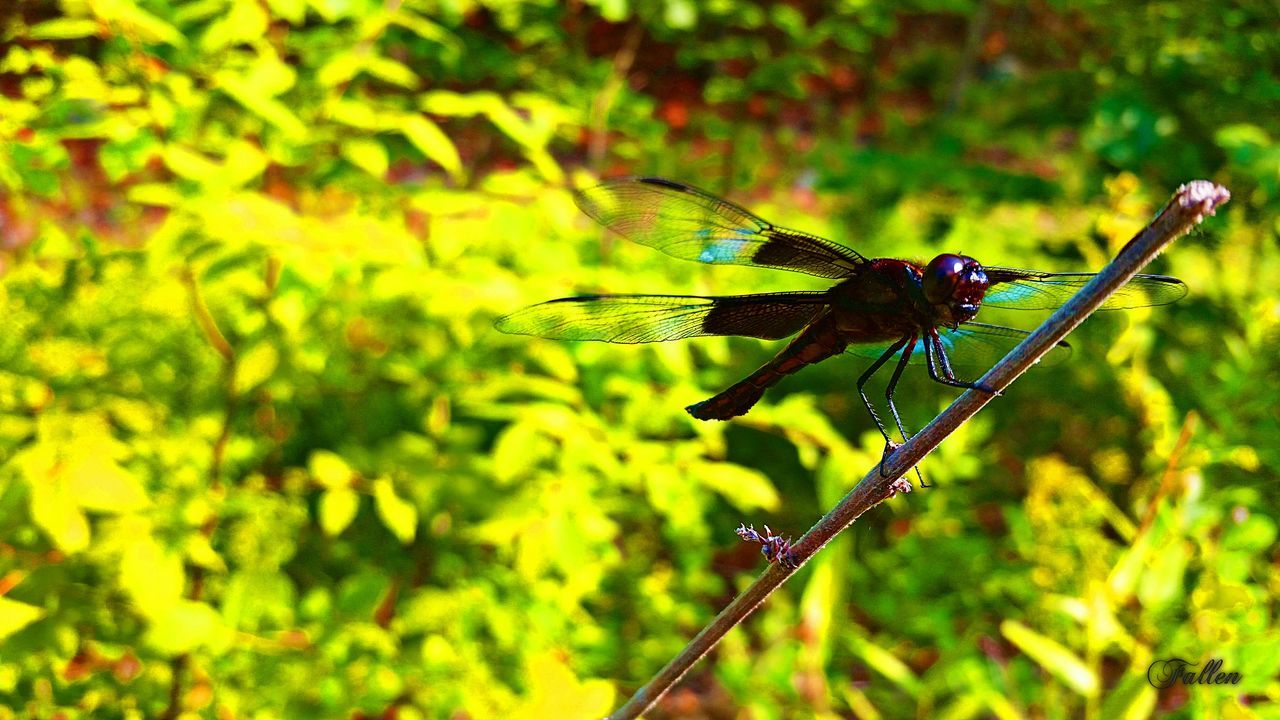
[341,137,389,178]
[200,0,268,53]
[120,536,185,618]
[320,487,360,536]
[309,451,353,489]
[66,457,149,513]
[265,0,306,23]
[400,115,464,182]
[233,342,279,394]
[127,182,184,206]
[1001,620,1098,696]
[145,600,225,656]
[512,650,615,720]
[848,636,922,695]
[163,144,221,182]
[693,462,780,511]
[373,477,416,544]
[29,475,90,553]
[365,55,418,89]
[317,51,362,88]
[28,18,100,40]
[0,597,45,641]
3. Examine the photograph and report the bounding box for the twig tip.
[1175,180,1231,218]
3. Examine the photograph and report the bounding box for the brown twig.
[608,180,1230,720]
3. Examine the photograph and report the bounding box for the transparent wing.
[496,292,828,344]
[575,177,866,279]
[984,268,1187,310]
[846,322,1072,368]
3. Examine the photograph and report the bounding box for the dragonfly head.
[923,253,989,325]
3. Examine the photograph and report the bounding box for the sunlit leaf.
[373,478,416,544]
[511,650,615,720]
[233,342,279,394]
[400,115,464,182]
[317,51,362,88]
[692,461,780,511]
[28,473,91,553]
[163,144,221,181]
[127,182,184,206]
[0,597,45,641]
[264,0,306,23]
[92,0,185,46]
[341,137,389,178]
[66,457,150,513]
[200,0,268,52]
[309,451,354,489]
[1097,673,1156,720]
[215,70,307,139]
[28,18,101,40]
[146,600,226,656]
[848,636,922,696]
[1001,620,1098,696]
[120,536,185,617]
[319,487,360,536]
[365,56,418,89]
[184,534,227,572]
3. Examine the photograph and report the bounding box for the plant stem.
[608,180,1230,720]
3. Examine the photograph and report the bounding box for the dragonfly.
[497,177,1186,477]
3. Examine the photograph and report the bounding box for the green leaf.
[215,71,307,139]
[233,342,279,394]
[319,487,360,536]
[0,597,45,641]
[365,56,419,89]
[341,137,389,178]
[265,0,307,23]
[28,473,90,553]
[96,2,185,46]
[67,457,150,513]
[693,462,780,511]
[664,0,697,29]
[1098,674,1156,720]
[200,0,268,52]
[373,478,416,544]
[1001,620,1098,696]
[848,636,922,695]
[28,18,100,40]
[146,600,225,656]
[400,115,464,182]
[317,51,362,88]
[223,139,269,187]
[163,144,221,182]
[120,536,185,618]
[127,182,184,206]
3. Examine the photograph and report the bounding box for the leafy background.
[1,1,1277,718]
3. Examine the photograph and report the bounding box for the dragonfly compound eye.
[923,254,968,304]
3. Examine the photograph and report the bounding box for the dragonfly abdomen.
[686,314,847,420]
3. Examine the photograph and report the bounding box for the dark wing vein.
[846,322,1071,367]
[984,268,1188,310]
[496,292,829,344]
[575,177,865,279]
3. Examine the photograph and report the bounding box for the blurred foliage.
[1,0,1278,718]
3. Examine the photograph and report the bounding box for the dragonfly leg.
[925,330,998,395]
[856,336,910,444]
[880,334,927,487]
[883,334,917,445]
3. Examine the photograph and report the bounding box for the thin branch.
[609,180,1230,720]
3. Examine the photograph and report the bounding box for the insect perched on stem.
[498,178,1187,482]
